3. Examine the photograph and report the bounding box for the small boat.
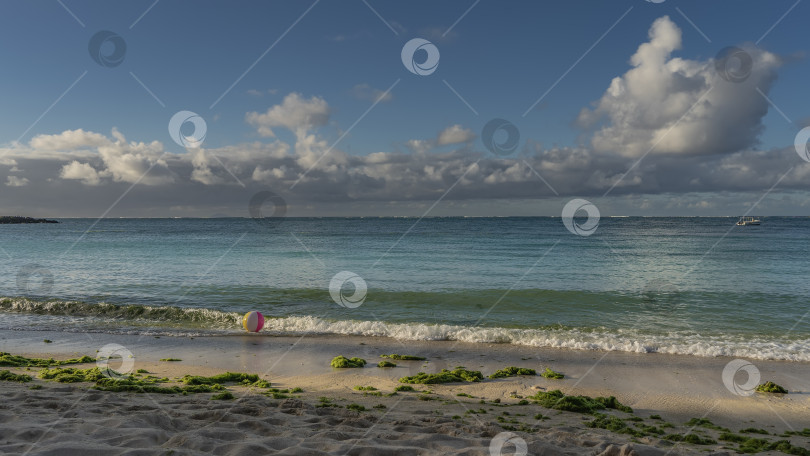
[736,216,761,226]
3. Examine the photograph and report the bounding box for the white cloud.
[578,16,781,158]
[60,161,102,185]
[245,93,330,137]
[189,149,225,185]
[437,124,475,145]
[351,83,393,103]
[29,129,108,150]
[5,175,29,187]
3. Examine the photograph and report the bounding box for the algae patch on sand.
[380,354,426,361]
[399,368,483,384]
[0,352,94,368]
[530,389,632,414]
[181,372,268,387]
[0,370,33,382]
[755,381,788,394]
[331,356,367,368]
[489,367,536,379]
[541,367,565,379]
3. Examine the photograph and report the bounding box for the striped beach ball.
[242,311,264,332]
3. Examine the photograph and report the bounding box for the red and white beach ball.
[242,311,264,332]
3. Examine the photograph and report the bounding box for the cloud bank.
[1,16,807,216]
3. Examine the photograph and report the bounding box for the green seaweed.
[399,368,483,384]
[211,391,235,400]
[394,385,416,392]
[0,370,33,382]
[541,367,565,379]
[39,367,108,383]
[136,369,149,374]
[755,381,788,394]
[94,377,221,394]
[181,372,268,388]
[43,339,52,344]
[489,367,536,379]
[0,352,94,368]
[159,358,182,362]
[740,428,769,435]
[719,433,810,455]
[330,356,367,368]
[377,361,397,368]
[588,413,645,437]
[380,354,425,360]
[529,389,633,414]
[353,385,377,391]
[664,433,716,445]
[346,403,366,412]
[685,418,729,432]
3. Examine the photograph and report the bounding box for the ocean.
[1,217,808,361]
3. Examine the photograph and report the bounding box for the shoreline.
[1,329,809,455]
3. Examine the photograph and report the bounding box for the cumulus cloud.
[578,16,781,158]
[5,176,29,187]
[1,16,806,216]
[437,124,475,145]
[29,129,108,151]
[60,161,102,185]
[19,129,173,186]
[245,93,330,138]
[351,83,394,103]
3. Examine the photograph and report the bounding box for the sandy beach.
[1,329,808,455]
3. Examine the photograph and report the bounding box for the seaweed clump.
[720,433,810,455]
[39,367,108,383]
[211,391,235,400]
[530,389,632,414]
[541,367,565,379]
[0,352,94,368]
[489,367,536,379]
[755,381,788,394]
[0,370,33,382]
[377,361,397,368]
[399,368,483,384]
[330,356,367,368]
[587,414,660,438]
[380,354,425,360]
[181,372,269,387]
[95,377,221,394]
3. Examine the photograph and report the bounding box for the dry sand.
[1,329,808,455]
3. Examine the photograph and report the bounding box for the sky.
[0,0,809,217]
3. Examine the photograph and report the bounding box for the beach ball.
[242,311,264,332]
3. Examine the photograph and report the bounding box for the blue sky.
[0,0,808,216]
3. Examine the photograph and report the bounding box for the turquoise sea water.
[0,217,808,361]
